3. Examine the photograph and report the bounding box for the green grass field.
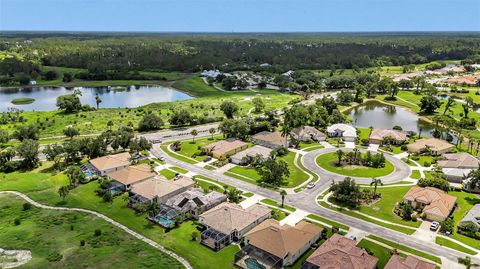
[449,191,480,249]
[316,152,395,178]
[356,239,392,268]
[0,194,184,269]
[306,214,349,230]
[435,237,477,255]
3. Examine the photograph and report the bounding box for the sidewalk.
[279,208,309,226]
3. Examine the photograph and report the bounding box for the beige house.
[203,139,248,159]
[369,128,407,145]
[230,145,273,165]
[290,126,326,142]
[199,202,271,250]
[407,138,454,155]
[438,153,479,169]
[130,175,195,205]
[251,131,289,149]
[384,255,436,269]
[235,219,322,268]
[302,233,378,269]
[403,186,457,222]
[89,152,131,176]
[106,164,155,191]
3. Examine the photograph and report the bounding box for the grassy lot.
[0,194,184,269]
[357,186,421,228]
[357,239,392,269]
[319,201,416,234]
[411,155,435,167]
[449,191,480,250]
[410,170,421,179]
[260,199,296,212]
[367,235,442,264]
[435,237,477,255]
[175,136,224,162]
[170,166,188,174]
[357,127,371,141]
[159,169,176,179]
[0,164,240,269]
[307,214,349,230]
[316,152,395,178]
[227,166,261,181]
[161,144,198,164]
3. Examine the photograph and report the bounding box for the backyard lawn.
[356,239,392,269]
[449,191,480,250]
[175,135,224,162]
[316,152,395,178]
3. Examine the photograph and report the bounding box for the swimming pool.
[245,258,266,269]
[154,216,175,228]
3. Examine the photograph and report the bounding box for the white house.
[327,124,357,142]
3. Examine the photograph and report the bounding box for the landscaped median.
[435,236,478,255]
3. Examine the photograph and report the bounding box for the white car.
[306,183,316,189]
[430,221,440,231]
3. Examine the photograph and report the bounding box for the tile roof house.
[459,204,480,231]
[301,233,378,269]
[438,153,479,169]
[291,126,326,142]
[406,138,454,155]
[327,124,357,142]
[369,128,407,145]
[251,131,289,149]
[403,186,457,222]
[106,164,155,191]
[235,219,322,268]
[384,255,436,269]
[199,202,271,251]
[89,152,131,176]
[230,145,273,165]
[164,188,227,218]
[130,175,195,205]
[447,75,478,86]
[203,139,248,159]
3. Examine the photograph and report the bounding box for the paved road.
[138,123,220,143]
[0,191,192,269]
[152,143,479,265]
[302,147,411,185]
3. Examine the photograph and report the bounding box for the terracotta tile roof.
[89,152,131,171]
[403,186,457,218]
[407,138,453,153]
[131,175,195,200]
[204,139,247,156]
[369,129,407,142]
[107,164,155,185]
[306,234,378,269]
[252,131,287,146]
[437,153,479,169]
[199,202,270,234]
[384,255,436,269]
[245,219,322,258]
[447,75,478,86]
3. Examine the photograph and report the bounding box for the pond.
[345,101,436,136]
[0,85,193,112]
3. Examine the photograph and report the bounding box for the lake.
[0,85,193,112]
[346,101,436,136]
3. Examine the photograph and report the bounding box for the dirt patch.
[0,248,32,268]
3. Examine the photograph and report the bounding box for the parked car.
[307,183,315,189]
[203,156,212,162]
[430,221,440,231]
[158,157,166,162]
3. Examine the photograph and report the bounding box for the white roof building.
[327,124,357,141]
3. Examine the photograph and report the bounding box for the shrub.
[423,161,431,167]
[13,218,21,225]
[46,252,63,262]
[400,145,408,151]
[440,218,454,234]
[80,240,86,246]
[94,229,102,236]
[418,177,450,191]
[191,231,199,241]
[22,203,32,211]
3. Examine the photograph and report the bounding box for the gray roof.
[230,145,272,160]
[165,189,226,213]
[461,204,480,228]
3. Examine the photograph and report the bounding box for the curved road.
[0,191,192,269]
[302,147,411,185]
[151,144,479,265]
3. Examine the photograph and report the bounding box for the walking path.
[320,141,335,149]
[239,194,264,209]
[279,208,309,226]
[0,191,192,269]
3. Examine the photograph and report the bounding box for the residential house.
[438,153,479,183]
[164,188,227,218]
[230,145,273,165]
[369,128,407,145]
[384,255,436,269]
[326,124,357,142]
[235,219,322,269]
[459,204,480,231]
[130,175,195,205]
[203,139,248,159]
[106,164,155,191]
[447,75,478,86]
[301,233,378,269]
[199,202,271,251]
[403,186,457,222]
[251,131,289,149]
[406,138,454,155]
[89,152,131,176]
[291,126,326,142]
[463,177,480,193]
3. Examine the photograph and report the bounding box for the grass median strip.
[319,202,416,235]
[170,166,188,174]
[368,235,442,264]
[160,144,198,164]
[435,237,477,255]
[260,199,296,212]
[307,214,349,230]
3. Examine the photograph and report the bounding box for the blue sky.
[1,0,479,32]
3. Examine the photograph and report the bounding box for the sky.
[1,0,479,32]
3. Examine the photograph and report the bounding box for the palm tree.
[370,178,383,198]
[280,124,291,148]
[58,186,69,201]
[107,120,114,130]
[336,149,344,165]
[95,95,102,109]
[190,129,198,143]
[209,127,216,140]
[280,190,287,208]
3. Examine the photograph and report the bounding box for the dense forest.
[1,32,480,85]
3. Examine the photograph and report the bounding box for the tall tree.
[95,95,102,109]
[369,178,383,198]
[58,186,70,201]
[220,101,239,119]
[190,129,198,143]
[16,139,39,169]
[280,189,287,208]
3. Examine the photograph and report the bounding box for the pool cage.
[147,204,180,228]
[234,244,282,269]
[200,228,231,251]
